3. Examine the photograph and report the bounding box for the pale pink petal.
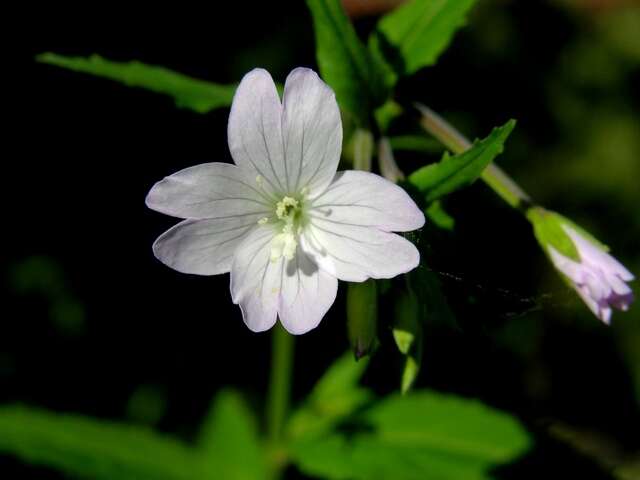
[228,69,286,196]
[310,171,425,232]
[152,217,258,275]
[281,68,342,197]
[278,247,338,334]
[145,162,271,219]
[301,220,420,282]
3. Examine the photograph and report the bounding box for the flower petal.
[145,162,272,219]
[228,69,287,196]
[230,226,338,334]
[563,225,635,281]
[281,68,342,196]
[230,225,281,332]
[153,217,259,275]
[278,247,338,334]
[310,171,425,232]
[302,219,420,282]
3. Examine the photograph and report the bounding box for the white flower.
[146,68,425,334]
[548,224,634,324]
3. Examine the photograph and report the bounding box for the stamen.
[257,217,269,225]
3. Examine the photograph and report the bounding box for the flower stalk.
[415,103,530,210]
[267,324,294,446]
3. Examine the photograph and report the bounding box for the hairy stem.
[416,103,531,209]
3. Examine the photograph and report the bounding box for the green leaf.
[389,135,443,154]
[305,0,392,125]
[393,290,423,394]
[409,120,516,203]
[37,53,236,113]
[0,405,203,480]
[372,0,477,76]
[425,200,455,230]
[287,353,373,440]
[290,390,531,480]
[198,390,267,480]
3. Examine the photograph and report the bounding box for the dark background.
[4,1,639,478]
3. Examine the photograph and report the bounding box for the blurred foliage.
[9,256,85,335]
[290,390,531,480]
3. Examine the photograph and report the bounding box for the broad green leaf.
[305,0,392,125]
[37,53,236,113]
[425,200,455,230]
[0,405,202,480]
[287,353,373,440]
[408,120,516,203]
[198,390,267,480]
[347,279,378,358]
[290,390,531,480]
[372,0,477,76]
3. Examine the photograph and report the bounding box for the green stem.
[416,103,531,210]
[266,324,294,445]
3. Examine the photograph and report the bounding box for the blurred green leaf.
[305,0,392,125]
[126,385,167,426]
[374,100,404,133]
[290,390,531,480]
[288,353,373,440]
[347,280,378,358]
[425,200,455,230]
[389,135,443,154]
[393,290,423,393]
[37,53,236,113]
[0,405,202,480]
[409,120,516,202]
[198,389,267,480]
[371,0,476,76]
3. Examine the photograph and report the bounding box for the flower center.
[258,194,308,262]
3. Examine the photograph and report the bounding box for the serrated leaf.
[305,0,392,125]
[409,120,516,202]
[287,353,373,440]
[371,0,477,76]
[0,405,203,480]
[198,390,267,480]
[37,53,236,113]
[290,390,531,480]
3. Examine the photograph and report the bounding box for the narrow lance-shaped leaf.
[306,0,393,125]
[37,53,236,114]
[371,0,477,76]
[0,405,204,480]
[290,390,531,480]
[198,390,268,480]
[408,120,516,203]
